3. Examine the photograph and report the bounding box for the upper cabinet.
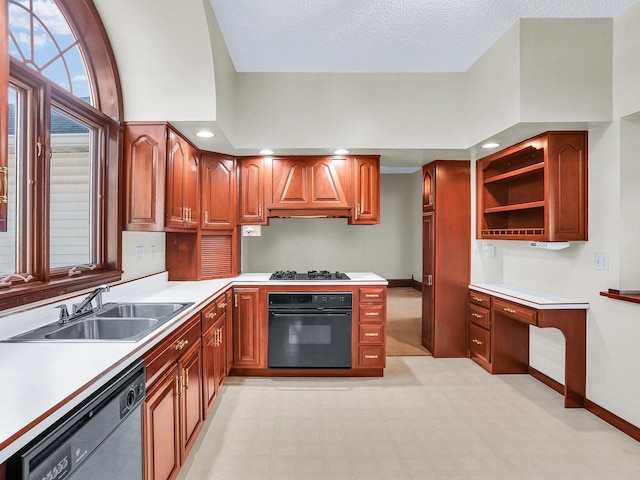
[237,157,267,225]
[124,122,199,232]
[476,131,588,242]
[350,156,380,225]
[201,153,236,230]
[270,156,351,211]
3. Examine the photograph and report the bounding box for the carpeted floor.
[385,287,431,356]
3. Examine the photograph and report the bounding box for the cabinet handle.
[206,312,217,319]
[188,207,192,222]
[472,339,483,345]
[214,329,219,346]
[184,368,189,389]
[219,328,223,345]
[234,294,238,308]
[175,375,181,397]
[471,313,483,318]
[364,354,379,359]
[503,307,517,314]
[365,294,380,298]
[204,210,209,223]
[472,296,483,302]
[357,204,361,216]
[0,167,7,204]
[220,302,227,309]
[364,312,379,316]
[364,332,379,337]
[258,205,262,217]
[427,274,433,286]
[173,339,189,350]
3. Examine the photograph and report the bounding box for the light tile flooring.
[177,357,640,480]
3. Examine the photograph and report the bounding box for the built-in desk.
[468,284,589,408]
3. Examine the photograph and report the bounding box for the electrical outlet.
[136,245,144,261]
[595,253,609,270]
[151,245,156,259]
[474,240,483,253]
[484,245,496,258]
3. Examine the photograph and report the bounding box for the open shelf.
[484,162,545,184]
[484,201,545,214]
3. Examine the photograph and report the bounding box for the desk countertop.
[469,283,589,310]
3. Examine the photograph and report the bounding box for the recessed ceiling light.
[259,149,274,155]
[195,130,215,138]
[334,149,349,155]
[481,142,500,149]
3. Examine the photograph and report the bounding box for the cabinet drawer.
[359,287,386,304]
[469,322,490,364]
[469,290,491,308]
[359,304,384,323]
[359,324,384,345]
[358,346,386,368]
[145,314,202,386]
[469,304,490,329]
[201,295,226,332]
[493,298,537,325]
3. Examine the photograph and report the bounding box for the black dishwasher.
[8,360,146,480]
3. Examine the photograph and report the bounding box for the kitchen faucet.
[56,285,111,324]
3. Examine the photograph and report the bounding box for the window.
[1,0,122,310]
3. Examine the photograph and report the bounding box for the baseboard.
[528,367,640,442]
[585,399,640,443]
[387,278,422,291]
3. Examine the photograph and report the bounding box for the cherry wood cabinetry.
[238,157,267,225]
[232,287,265,369]
[202,292,229,415]
[477,131,588,241]
[166,130,199,230]
[356,286,386,368]
[421,160,470,357]
[350,156,380,225]
[166,231,240,280]
[143,315,203,480]
[123,124,167,231]
[468,291,492,368]
[201,153,236,230]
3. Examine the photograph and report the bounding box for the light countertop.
[0,271,387,463]
[469,283,589,310]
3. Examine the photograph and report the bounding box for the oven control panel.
[269,292,352,309]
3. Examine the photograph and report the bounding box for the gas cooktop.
[269,270,351,281]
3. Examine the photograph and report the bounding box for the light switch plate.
[484,245,496,257]
[595,253,609,270]
[474,240,483,253]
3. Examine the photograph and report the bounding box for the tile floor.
[177,357,640,479]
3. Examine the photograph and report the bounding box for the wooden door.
[352,156,380,224]
[202,325,217,414]
[233,288,263,367]
[123,124,166,231]
[215,321,227,391]
[179,339,203,463]
[271,158,308,207]
[166,130,187,229]
[182,144,199,230]
[238,158,266,224]
[201,154,235,229]
[422,213,435,352]
[422,163,435,211]
[310,157,350,207]
[144,365,180,480]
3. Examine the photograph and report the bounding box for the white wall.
[121,231,166,281]
[409,170,423,281]
[241,174,414,278]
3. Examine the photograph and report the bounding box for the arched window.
[1,0,122,310]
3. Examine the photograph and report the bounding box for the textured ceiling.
[208,0,639,73]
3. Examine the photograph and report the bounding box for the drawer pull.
[365,294,380,298]
[471,313,482,318]
[364,354,379,359]
[472,339,483,345]
[364,332,379,337]
[471,296,483,302]
[173,339,189,350]
[220,302,227,309]
[503,307,517,314]
[206,312,217,319]
[364,312,379,316]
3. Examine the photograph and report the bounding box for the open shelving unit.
[476,131,588,241]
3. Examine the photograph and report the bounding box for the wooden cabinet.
[356,286,386,369]
[166,231,240,281]
[123,123,167,231]
[201,153,236,229]
[421,160,470,358]
[350,156,380,225]
[468,291,491,369]
[238,157,267,224]
[232,287,264,368]
[225,289,234,374]
[477,130,588,241]
[166,130,199,230]
[270,156,351,210]
[144,315,203,480]
[202,292,229,415]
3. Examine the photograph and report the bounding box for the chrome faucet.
[72,284,110,317]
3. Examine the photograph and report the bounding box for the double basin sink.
[6,302,194,342]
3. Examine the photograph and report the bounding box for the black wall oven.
[268,292,352,368]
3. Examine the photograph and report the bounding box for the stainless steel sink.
[3,301,194,342]
[45,318,160,340]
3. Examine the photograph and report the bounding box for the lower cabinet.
[143,315,203,480]
[232,287,264,369]
[202,313,226,415]
[356,286,386,369]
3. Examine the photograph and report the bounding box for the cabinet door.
[201,154,235,229]
[179,339,203,463]
[123,124,167,231]
[310,157,350,207]
[422,213,435,352]
[271,158,308,207]
[352,156,380,224]
[422,163,435,211]
[144,365,180,480]
[225,289,234,374]
[233,287,263,368]
[238,158,266,224]
[215,322,227,391]
[166,130,187,229]
[202,326,217,414]
[182,143,199,230]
